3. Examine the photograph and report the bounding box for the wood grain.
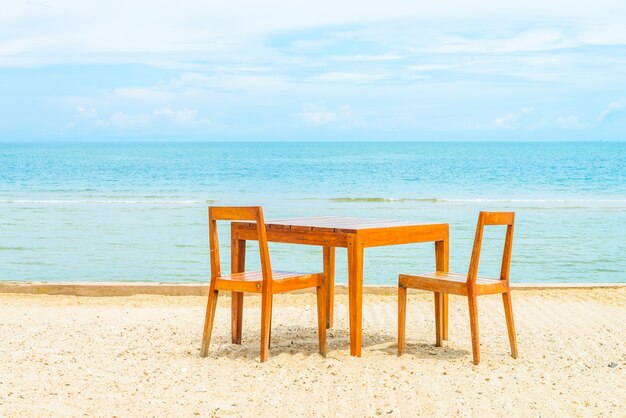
[323,246,335,328]
[232,216,449,357]
[398,211,518,365]
[201,206,328,362]
[230,226,246,344]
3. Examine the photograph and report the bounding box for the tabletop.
[251,216,435,233]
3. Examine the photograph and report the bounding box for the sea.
[1,141,625,284]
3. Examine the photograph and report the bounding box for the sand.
[0,288,624,417]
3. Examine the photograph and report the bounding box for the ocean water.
[1,141,625,284]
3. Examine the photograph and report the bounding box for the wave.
[299,197,626,203]
[328,197,433,203]
[3,197,626,208]
[0,199,216,205]
[294,197,626,208]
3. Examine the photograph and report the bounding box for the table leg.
[434,292,443,347]
[435,230,450,341]
[323,246,335,329]
[442,293,448,340]
[231,233,246,344]
[347,234,364,357]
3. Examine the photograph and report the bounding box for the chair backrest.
[208,206,272,284]
[466,211,515,287]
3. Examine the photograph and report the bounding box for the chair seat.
[215,270,324,294]
[399,271,508,296]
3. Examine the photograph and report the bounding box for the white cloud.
[313,72,389,83]
[113,88,171,101]
[94,107,207,129]
[165,72,287,92]
[334,54,403,62]
[298,103,366,127]
[68,72,288,121]
[97,112,150,129]
[597,99,626,122]
[298,103,337,125]
[430,28,577,54]
[555,115,582,129]
[4,1,624,68]
[65,106,97,129]
[154,107,207,125]
[493,107,534,129]
[75,106,97,118]
[288,38,336,52]
[410,64,456,71]
[579,24,626,46]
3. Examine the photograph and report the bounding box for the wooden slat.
[219,270,311,281]
[399,271,509,296]
[215,270,324,293]
[243,217,446,231]
[233,223,349,247]
[265,217,422,233]
[273,274,324,293]
[477,281,509,296]
[331,220,410,232]
[210,206,260,221]
[482,211,515,226]
[266,216,343,224]
[418,271,500,284]
[247,223,436,246]
[266,217,351,229]
[399,273,467,295]
[360,223,448,247]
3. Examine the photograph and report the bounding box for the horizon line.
[1,139,623,144]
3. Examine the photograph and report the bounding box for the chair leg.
[468,295,480,365]
[398,285,407,356]
[502,291,518,359]
[316,285,327,357]
[260,292,273,362]
[231,291,243,344]
[443,293,449,340]
[434,292,443,347]
[268,295,273,349]
[200,289,219,358]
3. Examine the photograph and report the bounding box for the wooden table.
[231,216,449,357]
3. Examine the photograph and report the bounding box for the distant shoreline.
[1,140,625,144]
[1,281,625,297]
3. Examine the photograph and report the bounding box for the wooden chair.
[398,211,518,365]
[200,206,327,362]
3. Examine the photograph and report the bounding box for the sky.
[1,1,625,141]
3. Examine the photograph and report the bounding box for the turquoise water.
[1,142,625,284]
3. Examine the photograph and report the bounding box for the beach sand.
[0,288,624,417]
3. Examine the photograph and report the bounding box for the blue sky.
[1,1,625,141]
